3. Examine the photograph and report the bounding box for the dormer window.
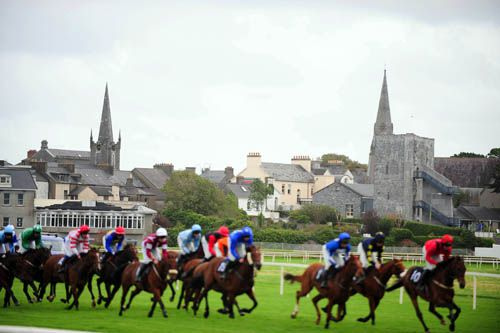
[0,175,11,187]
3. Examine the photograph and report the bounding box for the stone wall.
[435,157,499,188]
[313,183,363,218]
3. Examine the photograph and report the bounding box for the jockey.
[201,226,229,261]
[176,224,202,271]
[58,225,90,272]
[419,234,453,288]
[102,226,126,261]
[19,224,43,253]
[137,227,168,281]
[321,232,351,288]
[0,225,18,254]
[219,226,253,279]
[358,232,385,271]
[214,234,229,258]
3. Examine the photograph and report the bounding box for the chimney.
[30,161,47,174]
[291,155,312,172]
[327,160,344,166]
[41,140,48,150]
[126,173,134,187]
[27,150,37,159]
[154,163,174,177]
[224,166,234,179]
[246,152,262,169]
[185,167,196,174]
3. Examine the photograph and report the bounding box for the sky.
[1,0,499,173]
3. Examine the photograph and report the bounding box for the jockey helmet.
[156,228,167,237]
[115,226,126,235]
[374,232,385,242]
[4,225,15,234]
[338,232,351,242]
[242,226,253,238]
[79,225,90,233]
[191,224,202,233]
[217,226,229,237]
[33,224,42,233]
[442,234,453,245]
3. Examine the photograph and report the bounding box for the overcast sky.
[1,0,499,173]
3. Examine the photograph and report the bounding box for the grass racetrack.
[1,263,499,333]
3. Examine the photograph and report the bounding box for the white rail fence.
[263,261,500,310]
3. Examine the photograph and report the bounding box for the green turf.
[0,265,499,333]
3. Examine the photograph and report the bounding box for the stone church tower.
[368,71,457,225]
[90,84,121,170]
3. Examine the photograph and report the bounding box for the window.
[345,204,354,218]
[386,164,389,175]
[64,190,68,199]
[0,175,11,185]
[16,217,23,228]
[281,184,285,194]
[287,184,291,195]
[247,200,251,210]
[17,193,24,206]
[3,193,10,205]
[3,217,9,226]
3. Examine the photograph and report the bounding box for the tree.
[320,153,367,170]
[289,204,338,224]
[452,152,485,158]
[163,171,239,217]
[248,179,274,212]
[453,190,468,208]
[362,210,380,235]
[487,148,500,158]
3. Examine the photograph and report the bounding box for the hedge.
[402,221,462,237]
[392,228,415,242]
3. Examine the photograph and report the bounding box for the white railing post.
[399,287,404,304]
[473,275,477,310]
[280,266,284,296]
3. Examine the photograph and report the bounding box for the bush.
[378,218,395,236]
[399,239,419,247]
[402,221,461,237]
[289,204,338,224]
[362,211,380,235]
[392,228,415,242]
[289,210,311,224]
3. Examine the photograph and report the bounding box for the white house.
[225,183,280,221]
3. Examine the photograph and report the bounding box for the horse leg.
[61,281,70,303]
[155,289,168,318]
[291,284,312,319]
[428,303,446,326]
[448,301,461,332]
[311,294,325,325]
[168,280,176,302]
[119,284,131,316]
[227,293,236,319]
[324,298,335,329]
[22,281,33,303]
[202,290,210,318]
[410,295,430,333]
[48,282,56,302]
[66,284,78,310]
[125,287,141,310]
[29,280,39,300]
[240,288,258,314]
[176,282,185,310]
[96,277,104,305]
[87,280,96,308]
[358,297,374,323]
[105,284,120,308]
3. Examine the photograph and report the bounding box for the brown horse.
[177,257,204,310]
[191,245,262,319]
[0,255,19,307]
[38,254,64,302]
[353,259,406,325]
[118,251,178,317]
[284,256,363,328]
[386,256,466,333]
[96,244,138,308]
[64,248,101,310]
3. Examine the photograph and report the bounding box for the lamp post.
[429,192,442,222]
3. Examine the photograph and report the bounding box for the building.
[201,167,234,188]
[313,182,374,219]
[0,166,37,230]
[225,182,280,220]
[434,157,500,189]
[237,153,315,210]
[367,71,457,226]
[454,205,500,233]
[35,200,156,242]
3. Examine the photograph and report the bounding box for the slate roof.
[457,205,500,221]
[225,183,251,199]
[261,162,314,182]
[312,168,327,176]
[342,183,374,197]
[0,167,37,190]
[78,168,144,187]
[70,185,113,197]
[37,201,124,211]
[351,168,369,184]
[434,157,500,188]
[201,170,227,184]
[133,168,169,189]
[46,148,90,159]
[326,165,348,175]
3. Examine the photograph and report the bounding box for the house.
[313,182,374,219]
[454,205,500,233]
[237,153,315,210]
[201,167,234,188]
[225,182,280,220]
[0,166,37,230]
[35,200,156,242]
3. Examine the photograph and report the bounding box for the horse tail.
[284,273,302,284]
[386,279,403,292]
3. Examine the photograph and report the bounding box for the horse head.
[161,251,179,280]
[246,245,262,271]
[449,256,466,289]
[120,244,139,262]
[85,247,101,272]
[390,258,406,277]
[347,255,364,279]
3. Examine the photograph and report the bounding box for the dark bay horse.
[38,254,64,302]
[353,259,406,325]
[177,257,204,310]
[0,254,19,307]
[64,248,101,310]
[118,251,178,318]
[191,245,262,319]
[386,256,466,333]
[284,256,364,328]
[96,244,138,308]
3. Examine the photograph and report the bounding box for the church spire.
[374,70,393,135]
[98,83,114,142]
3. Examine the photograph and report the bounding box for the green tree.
[289,204,338,224]
[453,190,468,208]
[248,179,274,212]
[452,152,485,158]
[163,171,239,218]
[487,148,500,158]
[320,153,367,170]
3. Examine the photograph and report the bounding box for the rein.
[432,279,454,290]
[373,276,386,289]
[0,262,9,271]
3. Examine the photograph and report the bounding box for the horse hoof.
[14,301,20,306]
[105,303,110,309]
[449,324,455,332]
[92,301,96,308]
[60,298,66,303]
[204,312,209,319]
[163,312,168,318]
[440,319,446,326]
[169,297,174,302]
[218,308,228,315]
[291,313,297,319]
[97,299,102,305]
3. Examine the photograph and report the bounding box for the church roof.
[374,70,394,135]
[98,84,114,143]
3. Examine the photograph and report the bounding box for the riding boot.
[417,269,431,291]
[57,256,68,274]
[177,254,186,276]
[220,259,232,280]
[321,267,336,288]
[136,263,148,283]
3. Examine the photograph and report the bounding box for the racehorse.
[353,259,406,325]
[0,254,19,307]
[64,248,101,310]
[284,256,364,328]
[190,245,262,319]
[177,257,204,310]
[118,251,178,318]
[96,244,138,308]
[386,256,466,333]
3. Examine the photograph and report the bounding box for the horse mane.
[435,256,461,271]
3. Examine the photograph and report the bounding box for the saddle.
[315,267,326,281]
[409,267,426,284]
